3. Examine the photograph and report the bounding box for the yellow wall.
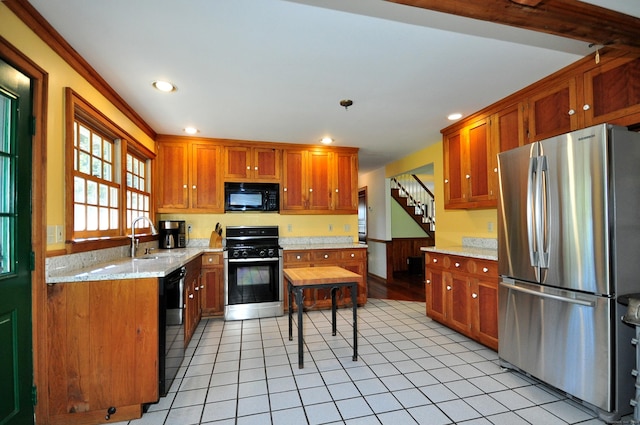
[1,4,156,252]
[159,213,358,241]
[385,142,497,248]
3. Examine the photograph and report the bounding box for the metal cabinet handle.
[189,293,194,299]
[254,166,258,170]
[296,255,301,260]
[483,267,489,273]
[426,279,431,284]
[200,285,204,289]
[350,253,355,258]
[494,167,498,173]
[444,179,449,184]
[246,166,251,170]
[455,262,460,267]
[446,285,452,291]
[433,258,438,263]
[583,104,590,111]
[472,293,478,299]
[309,188,313,192]
[568,109,575,116]
[465,174,471,179]
[324,254,329,259]
[183,184,188,189]
[192,185,196,189]
[284,187,288,192]
[208,257,213,263]
[195,286,199,291]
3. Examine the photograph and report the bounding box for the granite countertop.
[47,247,207,284]
[420,237,498,261]
[420,245,497,261]
[281,243,367,250]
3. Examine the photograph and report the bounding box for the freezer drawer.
[499,279,614,412]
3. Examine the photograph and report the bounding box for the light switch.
[56,225,64,243]
[47,226,55,244]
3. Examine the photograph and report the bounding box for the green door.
[0,58,34,425]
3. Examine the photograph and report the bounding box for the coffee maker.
[159,220,186,249]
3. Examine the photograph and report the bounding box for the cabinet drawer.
[425,252,450,269]
[341,249,366,261]
[202,253,222,267]
[312,250,340,262]
[450,257,469,273]
[283,251,311,264]
[470,259,498,278]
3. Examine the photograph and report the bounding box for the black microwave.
[224,182,280,212]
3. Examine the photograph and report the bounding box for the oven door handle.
[227,257,281,263]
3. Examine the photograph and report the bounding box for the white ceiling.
[28,0,640,173]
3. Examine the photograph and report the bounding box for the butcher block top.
[283,266,362,286]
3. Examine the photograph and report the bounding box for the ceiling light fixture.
[152,80,176,92]
[340,99,353,110]
[321,137,333,145]
[447,113,463,121]
[184,127,199,135]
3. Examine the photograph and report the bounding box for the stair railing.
[391,174,436,231]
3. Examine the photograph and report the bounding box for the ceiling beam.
[385,0,640,53]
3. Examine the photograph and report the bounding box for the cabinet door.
[443,131,464,207]
[333,151,358,212]
[584,56,640,126]
[307,150,331,210]
[253,147,281,180]
[201,267,223,317]
[223,146,250,180]
[426,268,446,323]
[528,78,579,141]
[156,142,189,210]
[467,119,491,203]
[473,278,499,351]
[192,144,222,211]
[447,273,472,335]
[282,149,306,210]
[47,279,158,421]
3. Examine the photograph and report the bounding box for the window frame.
[65,88,155,252]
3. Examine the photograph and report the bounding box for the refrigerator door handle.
[527,156,538,267]
[538,155,550,269]
[499,281,595,307]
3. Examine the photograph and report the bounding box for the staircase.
[391,174,435,239]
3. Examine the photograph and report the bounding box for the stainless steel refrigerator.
[497,124,640,422]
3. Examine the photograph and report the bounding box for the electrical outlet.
[487,221,494,232]
[188,225,192,233]
[344,224,350,232]
[55,225,64,243]
[287,224,292,232]
[328,224,333,231]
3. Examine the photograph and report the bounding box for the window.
[72,120,120,238]
[66,88,154,249]
[126,151,151,230]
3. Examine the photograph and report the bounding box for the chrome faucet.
[130,216,158,257]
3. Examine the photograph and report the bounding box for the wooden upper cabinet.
[282,147,358,213]
[192,144,223,210]
[443,117,494,209]
[156,139,223,213]
[223,146,281,181]
[307,150,331,211]
[333,151,358,212]
[156,142,190,210]
[527,77,579,142]
[584,55,640,127]
[282,149,306,211]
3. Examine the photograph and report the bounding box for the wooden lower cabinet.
[425,252,498,350]
[283,248,367,310]
[184,256,202,346]
[46,278,158,425]
[201,252,224,317]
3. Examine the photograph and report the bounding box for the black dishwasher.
[159,266,186,397]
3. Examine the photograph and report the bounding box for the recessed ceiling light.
[447,113,463,120]
[184,127,199,135]
[152,80,176,92]
[321,137,333,145]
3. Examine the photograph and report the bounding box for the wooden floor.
[367,271,425,302]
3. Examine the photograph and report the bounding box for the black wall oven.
[224,226,283,320]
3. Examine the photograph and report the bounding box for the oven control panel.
[229,247,279,259]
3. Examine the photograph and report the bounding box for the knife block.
[209,231,222,248]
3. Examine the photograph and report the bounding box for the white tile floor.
[114,299,632,425]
